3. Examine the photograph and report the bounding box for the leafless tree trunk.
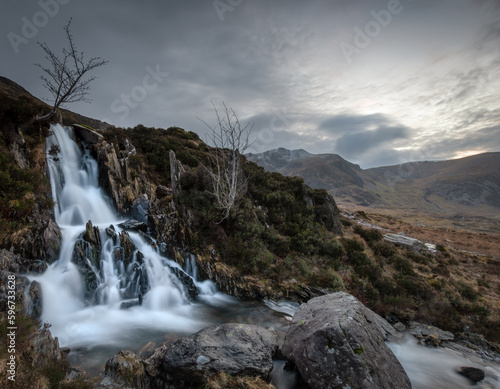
[35,18,108,121]
[200,102,253,222]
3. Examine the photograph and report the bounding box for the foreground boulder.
[147,323,278,386]
[282,292,411,389]
[96,350,149,389]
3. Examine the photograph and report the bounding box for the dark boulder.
[458,366,485,383]
[149,323,278,386]
[282,292,411,389]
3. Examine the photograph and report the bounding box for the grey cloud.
[336,125,410,154]
[319,113,391,135]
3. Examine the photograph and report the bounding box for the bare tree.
[35,18,108,121]
[200,102,253,222]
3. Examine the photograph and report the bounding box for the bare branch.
[35,18,108,119]
[198,102,253,222]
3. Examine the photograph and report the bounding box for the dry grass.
[339,209,500,343]
[362,211,500,258]
[204,372,276,389]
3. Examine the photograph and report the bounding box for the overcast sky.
[1,0,499,168]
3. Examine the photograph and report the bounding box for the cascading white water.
[32,125,230,356]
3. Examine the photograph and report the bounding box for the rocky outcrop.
[0,248,47,274]
[147,323,278,386]
[92,138,151,215]
[8,207,61,263]
[407,321,454,346]
[307,187,343,235]
[384,232,436,254]
[96,350,150,389]
[0,250,44,318]
[282,292,411,389]
[72,221,102,303]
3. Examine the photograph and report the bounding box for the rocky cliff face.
[0,122,62,262]
[92,138,152,216]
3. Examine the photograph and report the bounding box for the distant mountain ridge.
[246,148,500,218]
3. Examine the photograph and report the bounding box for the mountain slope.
[247,149,500,223]
[246,148,382,207]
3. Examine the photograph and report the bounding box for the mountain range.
[246,148,500,223]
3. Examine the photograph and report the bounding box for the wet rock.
[96,350,149,389]
[118,230,137,268]
[131,194,149,224]
[458,366,485,383]
[72,239,100,303]
[83,220,101,249]
[28,280,43,319]
[118,219,148,232]
[168,266,198,300]
[282,292,411,389]
[408,321,454,343]
[151,323,278,386]
[105,224,118,243]
[120,299,141,310]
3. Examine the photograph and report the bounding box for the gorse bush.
[353,225,383,244]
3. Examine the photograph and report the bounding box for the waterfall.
[32,124,221,351]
